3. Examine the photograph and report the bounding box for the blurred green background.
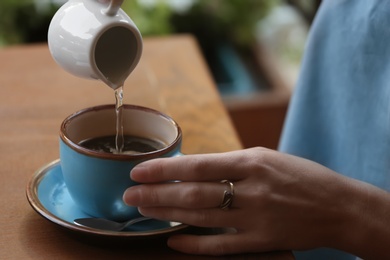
[0,0,319,49]
[0,0,319,87]
[0,0,320,99]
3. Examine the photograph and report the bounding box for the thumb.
[167,233,255,256]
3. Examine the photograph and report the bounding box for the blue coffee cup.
[59,104,182,221]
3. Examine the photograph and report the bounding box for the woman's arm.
[123,147,390,258]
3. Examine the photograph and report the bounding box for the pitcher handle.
[104,0,124,16]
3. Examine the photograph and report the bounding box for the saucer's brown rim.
[60,104,183,161]
[25,159,189,238]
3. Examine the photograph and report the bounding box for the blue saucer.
[26,159,188,238]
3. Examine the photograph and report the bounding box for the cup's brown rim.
[60,104,182,161]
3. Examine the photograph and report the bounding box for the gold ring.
[219,180,234,210]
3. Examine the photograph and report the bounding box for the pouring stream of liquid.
[114,86,124,153]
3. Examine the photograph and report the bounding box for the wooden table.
[0,35,293,259]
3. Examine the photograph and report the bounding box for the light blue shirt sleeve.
[278,0,390,258]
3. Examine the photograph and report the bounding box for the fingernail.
[138,207,147,215]
[122,188,132,205]
[122,186,138,206]
[130,164,148,180]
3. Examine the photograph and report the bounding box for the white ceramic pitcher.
[48,0,143,89]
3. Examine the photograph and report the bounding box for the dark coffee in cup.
[79,135,166,154]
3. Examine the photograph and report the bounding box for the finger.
[131,150,249,183]
[167,233,257,256]
[124,181,229,208]
[137,207,241,228]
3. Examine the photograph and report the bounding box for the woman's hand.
[123,147,390,258]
